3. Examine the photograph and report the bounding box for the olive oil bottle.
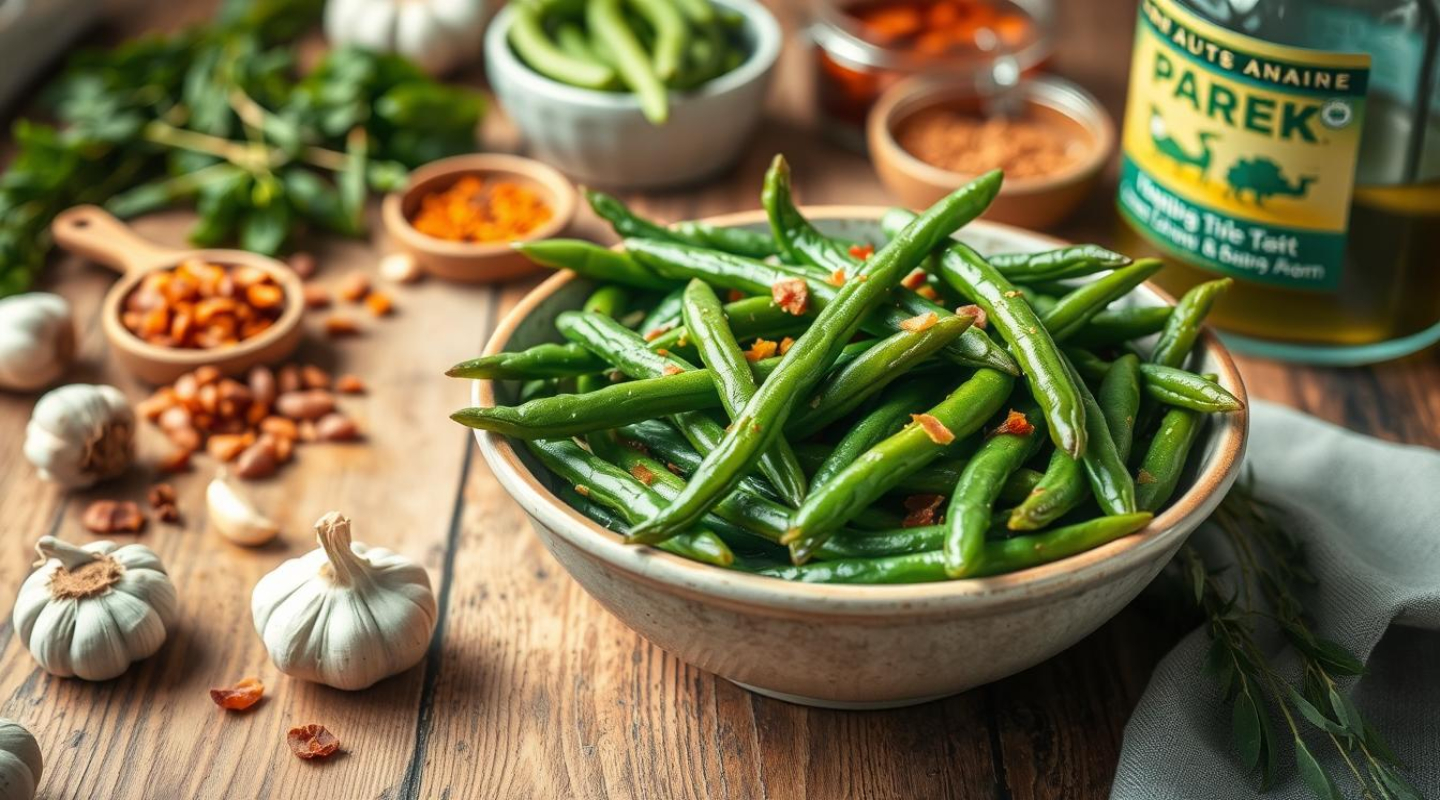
[1118,0,1440,364]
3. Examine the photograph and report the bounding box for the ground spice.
[897,108,1083,180]
[410,175,552,244]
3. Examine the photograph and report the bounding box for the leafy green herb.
[1185,475,1423,799]
[0,0,484,297]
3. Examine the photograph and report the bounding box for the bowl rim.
[869,74,1117,195]
[381,153,578,259]
[485,0,783,112]
[473,208,1249,618]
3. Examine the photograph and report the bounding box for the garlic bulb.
[23,384,133,488]
[0,293,74,392]
[252,512,436,690]
[324,0,487,75]
[13,537,178,681]
[0,718,42,800]
[207,470,280,546]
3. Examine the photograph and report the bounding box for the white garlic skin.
[0,293,74,392]
[207,471,280,546]
[324,0,487,75]
[23,384,134,488]
[0,717,42,800]
[13,537,178,682]
[252,513,437,690]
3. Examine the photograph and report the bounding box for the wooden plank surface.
[2,1,1437,799]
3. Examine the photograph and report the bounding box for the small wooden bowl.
[51,206,305,385]
[869,75,1115,230]
[382,153,577,283]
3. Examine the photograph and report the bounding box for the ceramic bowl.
[483,0,781,189]
[869,75,1115,230]
[473,209,1248,708]
[382,153,577,283]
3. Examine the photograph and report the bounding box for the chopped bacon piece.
[210,677,264,711]
[848,243,875,260]
[828,269,847,287]
[955,304,987,329]
[901,269,927,290]
[899,311,938,332]
[662,364,684,376]
[917,285,940,301]
[771,278,809,316]
[902,494,945,528]
[727,289,746,303]
[287,725,340,760]
[575,484,591,497]
[629,463,655,485]
[744,338,779,362]
[779,336,796,355]
[643,324,674,342]
[990,409,1035,437]
[911,413,955,445]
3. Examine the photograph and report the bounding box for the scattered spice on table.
[82,500,146,534]
[210,677,264,711]
[896,108,1084,179]
[287,724,340,760]
[121,260,286,349]
[148,483,180,523]
[409,175,552,244]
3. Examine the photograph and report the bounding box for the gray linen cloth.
[1113,401,1440,799]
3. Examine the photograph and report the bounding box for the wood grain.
[2,1,1437,798]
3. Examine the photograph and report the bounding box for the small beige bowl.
[470,208,1248,709]
[382,153,577,283]
[869,75,1115,230]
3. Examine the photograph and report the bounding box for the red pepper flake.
[662,364,684,376]
[745,338,779,362]
[956,304,987,329]
[771,278,809,316]
[899,311,938,332]
[727,289,746,303]
[210,677,264,711]
[1137,470,1157,485]
[848,243,875,260]
[912,413,954,445]
[828,268,847,287]
[901,269,927,290]
[902,494,945,528]
[629,463,655,485]
[917,285,940,301]
[779,336,796,355]
[643,324,674,342]
[990,409,1035,438]
[287,725,340,760]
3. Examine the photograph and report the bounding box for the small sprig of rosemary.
[1184,476,1423,800]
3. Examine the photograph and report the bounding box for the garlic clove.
[207,471,280,547]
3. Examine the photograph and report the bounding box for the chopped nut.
[207,433,252,462]
[276,390,336,420]
[157,449,192,473]
[364,291,393,317]
[248,366,277,409]
[260,416,300,440]
[147,483,177,509]
[234,438,278,479]
[287,252,317,279]
[899,311,939,332]
[315,413,359,442]
[771,278,809,316]
[301,365,332,390]
[277,364,302,394]
[287,725,339,760]
[324,315,360,337]
[911,413,955,445]
[335,375,365,394]
[337,272,371,303]
[82,500,146,534]
[302,284,331,309]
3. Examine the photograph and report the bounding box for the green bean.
[788,367,1014,561]
[554,23,608,69]
[628,0,688,82]
[525,438,732,561]
[809,378,943,489]
[682,279,809,504]
[1151,278,1231,369]
[638,287,686,336]
[938,244,1087,457]
[1041,259,1162,341]
[670,0,716,24]
[629,171,1005,542]
[986,245,1133,281]
[452,370,719,438]
[1099,353,1141,461]
[759,513,1153,583]
[1135,405,1203,512]
[578,285,631,391]
[786,314,972,439]
[671,220,779,259]
[1006,450,1088,531]
[1068,305,1172,348]
[1139,363,1242,413]
[944,405,1046,577]
[560,485,629,532]
[447,342,605,380]
[1068,357,1136,516]
[1063,346,1112,384]
[588,0,669,123]
[509,2,618,90]
[517,239,675,291]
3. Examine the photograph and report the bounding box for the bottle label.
[1118,0,1370,290]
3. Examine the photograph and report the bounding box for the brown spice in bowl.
[120,259,286,349]
[410,175,553,244]
[895,108,1084,179]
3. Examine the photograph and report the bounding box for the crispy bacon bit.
[901,269,927,290]
[917,285,940,301]
[210,677,264,711]
[848,243,875,260]
[779,336,796,355]
[956,304,987,329]
[727,289,746,303]
[899,311,938,332]
[287,725,340,760]
[662,364,684,376]
[575,484,591,497]
[629,463,655,485]
[744,338,779,362]
[990,409,1035,438]
[1136,470,1157,485]
[771,278,809,316]
[828,269,847,287]
[902,494,945,528]
[643,324,674,342]
[911,413,955,445]
[82,501,146,534]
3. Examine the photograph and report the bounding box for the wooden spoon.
[52,206,305,385]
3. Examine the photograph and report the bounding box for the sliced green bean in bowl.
[453,157,1248,707]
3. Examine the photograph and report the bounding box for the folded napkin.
[1112,401,1440,799]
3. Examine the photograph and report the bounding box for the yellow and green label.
[1118,0,1370,290]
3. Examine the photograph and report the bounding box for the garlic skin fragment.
[0,293,75,392]
[207,471,280,546]
[0,717,42,800]
[252,512,437,690]
[12,537,178,681]
[23,384,134,488]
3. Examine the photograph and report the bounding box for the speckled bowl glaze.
[473,208,1248,708]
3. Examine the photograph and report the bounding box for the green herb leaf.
[1326,686,1363,736]
[1232,689,1263,772]
[240,195,290,255]
[1312,639,1367,677]
[1294,737,1341,800]
[1287,686,1346,736]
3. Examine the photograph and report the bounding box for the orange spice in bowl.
[409,175,553,244]
[121,259,286,349]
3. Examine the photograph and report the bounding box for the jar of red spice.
[809,0,1054,149]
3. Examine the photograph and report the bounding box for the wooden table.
[3,2,1438,798]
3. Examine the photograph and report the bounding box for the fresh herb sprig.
[0,0,484,297]
[1186,477,1422,800]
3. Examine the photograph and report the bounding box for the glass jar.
[1118,0,1440,364]
[809,0,1055,150]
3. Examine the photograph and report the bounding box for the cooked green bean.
[1041,259,1162,341]
[628,0,688,82]
[1099,353,1141,461]
[452,369,718,438]
[587,0,669,123]
[1007,450,1088,531]
[509,2,618,90]
[809,378,943,489]
[1069,357,1136,516]
[1151,278,1231,369]
[517,239,675,291]
[944,405,1046,578]
[1068,305,1172,348]
[1135,405,1203,512]
[880,207,1130,282]
[671,220,779,259]
[1139,363,1242,413]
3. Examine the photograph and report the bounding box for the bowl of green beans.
[449,160,1248,707]
[485,0,781,188]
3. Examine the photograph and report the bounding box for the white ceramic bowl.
[473,209,1248,708]
[484,0,781,189]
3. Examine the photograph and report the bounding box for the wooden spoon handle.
[51,206,179,274]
